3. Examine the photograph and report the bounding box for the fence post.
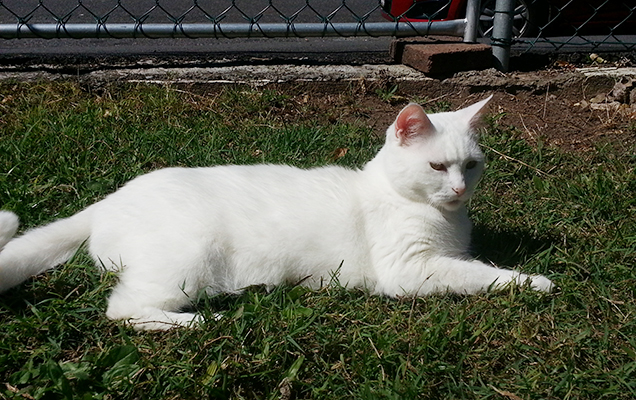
[463,0,481,43]
[491,0,515,71]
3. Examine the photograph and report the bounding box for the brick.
[392,38,492,75]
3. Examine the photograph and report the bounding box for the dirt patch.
[201,67,636,153]
[441,68,636,152]
[398,68,633,152]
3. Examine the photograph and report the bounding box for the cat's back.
[94,163,362,224]
[118,163,358,198]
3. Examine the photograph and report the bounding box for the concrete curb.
[0,64,634,87]
[0,64,432,85]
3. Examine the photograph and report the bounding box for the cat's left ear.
[394,103,435,146]
[459,95,493,131]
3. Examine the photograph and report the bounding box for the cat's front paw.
[527,274,554,292]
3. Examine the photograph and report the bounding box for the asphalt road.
[0,36,396,67]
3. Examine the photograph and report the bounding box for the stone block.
[391,38,492,75]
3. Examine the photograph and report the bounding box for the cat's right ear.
[394,103,435,146]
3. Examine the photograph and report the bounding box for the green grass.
[0,81,635,399]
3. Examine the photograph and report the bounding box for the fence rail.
[0,21,467,40]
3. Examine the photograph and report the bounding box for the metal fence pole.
[463,0,481,43]
[491,0,515,71]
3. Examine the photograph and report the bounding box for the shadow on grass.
[471,223,559,268]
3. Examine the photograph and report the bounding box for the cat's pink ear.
[461,95,493,131]
[394,103,435,145]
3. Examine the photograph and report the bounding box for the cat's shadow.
[470,224,556,269]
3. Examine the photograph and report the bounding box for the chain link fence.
[0,0,475,40]
[497,0,636,53]
[0,1,634,64]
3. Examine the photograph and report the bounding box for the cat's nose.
[452,186,466,197]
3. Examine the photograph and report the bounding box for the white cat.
[0,96,553,330]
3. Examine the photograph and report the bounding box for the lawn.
[0,81,634,399]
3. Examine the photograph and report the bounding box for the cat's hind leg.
[90,226,219,330]
[105,280,204,331]
[102,254,212,330]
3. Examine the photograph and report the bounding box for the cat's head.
[380,96,492,211]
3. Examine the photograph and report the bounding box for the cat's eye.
[465,160,478,170]
[430,162,447,172]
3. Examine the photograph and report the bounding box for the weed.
[375,84,400,103]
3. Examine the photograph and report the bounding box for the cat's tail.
[0,209,92,293]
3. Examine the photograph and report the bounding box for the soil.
[438,68,636,152]
[178,66,636,153]
[313,68,636,153]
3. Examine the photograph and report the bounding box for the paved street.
[0,36,395,66]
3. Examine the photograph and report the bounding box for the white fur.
[0,211,19,250]
[0,97,553,330]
